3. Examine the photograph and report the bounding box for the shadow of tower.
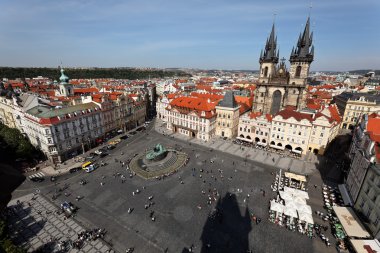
[199,193,252,253]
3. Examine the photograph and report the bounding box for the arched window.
[295,66,302,78]
[270,90,282,115]
[264,67,269,77]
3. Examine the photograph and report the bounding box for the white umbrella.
[279,191,292,201]
[298,211,314,224]
[297,204,312,215]
[270,200,285,213]
[284,207,298,218]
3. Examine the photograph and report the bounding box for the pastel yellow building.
[215,91,240,139]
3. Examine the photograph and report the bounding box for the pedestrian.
[263,191,266,197]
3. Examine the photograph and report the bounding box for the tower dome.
[59,68,69,83]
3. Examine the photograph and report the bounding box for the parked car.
[30,177,44,182]
[106,145,116,150]
[99,152,108,158]
[69,167,81,173]
[94,150,102,155]
[120,135,128,140]
[108,139,121,145]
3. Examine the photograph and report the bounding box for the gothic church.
[252,17,314,115]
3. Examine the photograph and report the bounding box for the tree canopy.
[0,123,43,164]
[0,67,190,80]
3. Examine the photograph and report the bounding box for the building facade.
[346,113,380,239]
[269,108,313,154]
[0,95,17,128]
[334,92,380,129]
[256,105,341,155]
[237,112,272,145]
[252,18,314,115]
[215,91,240,139]
[23,102,103,164]
[165,96,217,141]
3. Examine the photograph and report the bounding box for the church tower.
[258,23,279,84]
[289,17,314,85]
[58,68,73,97]
[253,16,314,115]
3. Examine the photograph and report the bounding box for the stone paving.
[12,119,337,253]
[155,119,318,176]
[7,193,113,253]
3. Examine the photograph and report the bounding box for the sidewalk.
[154,119,319,175]
[40,124,150,176]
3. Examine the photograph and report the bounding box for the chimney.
[207,98,211,103]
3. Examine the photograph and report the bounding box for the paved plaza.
[6,193,112,252]
[11,120,337,253]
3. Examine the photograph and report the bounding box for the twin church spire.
[260,17,314,65]
[259,23,279,64]
[290,17,314,63]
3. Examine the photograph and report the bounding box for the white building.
[237,112,272,146]
[23,102,103,164]
[165,96,217,141]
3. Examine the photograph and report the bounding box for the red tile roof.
[235,96,253,114]
[328,105,342,123]
[190,92,223,102]
[73,87,99,94]
[168,96,217,119]
[367,114,380,162]
[249,111,262,119]
[275,107,314,122]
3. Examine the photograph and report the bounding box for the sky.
[0,0,379,71]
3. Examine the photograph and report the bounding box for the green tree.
[0,218,26,253]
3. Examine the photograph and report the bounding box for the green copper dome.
[59,68,69,83]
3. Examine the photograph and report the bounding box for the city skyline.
[1,0,379,71]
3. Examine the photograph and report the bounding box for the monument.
[129,143,188,179]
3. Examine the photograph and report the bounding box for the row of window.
[348,105,372,111]
[274,122,310,129]
[168,112,207,123]
[218,113,231,119]
[271,134,306,144]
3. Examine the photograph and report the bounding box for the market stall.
[269,200,285,226]
[298,211,314,237]
[284,172,307,190]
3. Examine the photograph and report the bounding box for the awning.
[333,206,371,239]
[292,149,302,154]
[257,142,267,147]
[350,239,380,253]
[284,173,307,183]
[237,136,253,143]
[338,184,353,206]
[270,144,285,150]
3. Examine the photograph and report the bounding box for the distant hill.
[0,67,190,80]
[348,70,380,76]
